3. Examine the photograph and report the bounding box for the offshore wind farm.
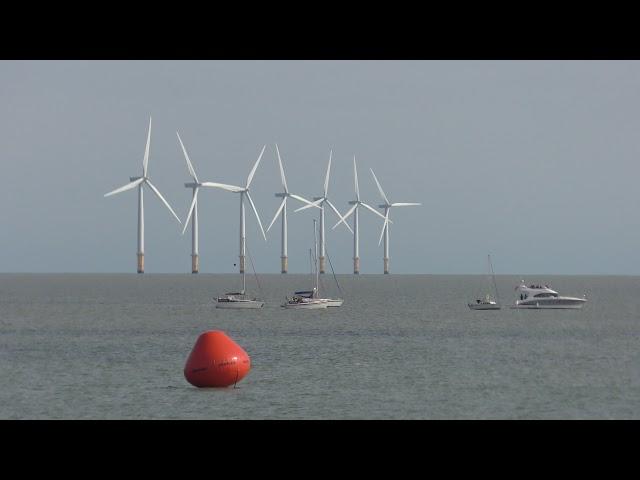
[105,117,417,277]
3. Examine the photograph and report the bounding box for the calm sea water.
[1,273,639,419]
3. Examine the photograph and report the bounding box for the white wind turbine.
[203,145,268,274]
[295,150,352,273]
[104,117,182,273]
[370,168,421,274]
[332,156,388,274]
[177,131,243,274]
[266,144,317,273]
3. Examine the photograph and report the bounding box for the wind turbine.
[266,144,317,273]
[332,156,388,274]
[177,131,240,273]
[204,145,268,274]
[104,117,182,273]
[295,150,352,273]
[370,168,421,274]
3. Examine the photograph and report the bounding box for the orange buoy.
[184,330,251,388]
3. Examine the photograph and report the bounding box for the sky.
[1,60,639,275]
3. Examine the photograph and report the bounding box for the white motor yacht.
[512,281,586,309]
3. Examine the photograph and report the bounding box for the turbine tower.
[332,156,387,274]
[104,117,182,273]
[295,150,352,273]
[266,144,317,273]
[204,145,268,274]
[370,168,421,274]
[177,131,242,273]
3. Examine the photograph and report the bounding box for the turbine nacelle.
[369,168,421,246]
[183,144,268,241]
[331,157,388,232]
[294,151,352,233]
[267,146,318,234]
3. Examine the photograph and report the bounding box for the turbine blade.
[176,131,198,182]
[323,150,332,196]
[360,202,389,221]
[246,144,266,188]
[104,178,144,197]
[143,116,152,177]
[200,182,245,192]
[370,168,390,205]
[354,156,360,201]
[332,204,357,230]
[294,198,323,212]
[391,202,422,207]
[378,214,389,246]
[145,180,182,224]
[275,143,288,193]
[245,191,267,241]
[181,189,199,235]
[325,199,353,234]
[288,194,316,207]
[267,198,287,232]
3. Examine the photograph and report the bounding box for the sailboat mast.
[488,254,500,305]
[242,262,246,294]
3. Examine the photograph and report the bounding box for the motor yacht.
[513,281,586,309]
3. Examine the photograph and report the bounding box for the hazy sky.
[1,60,639,274]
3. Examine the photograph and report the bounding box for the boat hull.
[468,303,501,310]
[323,299,343,307]
[511,298,586,310]
[282,300,328,309]
[216,300,264,309]
[511,303,584,310]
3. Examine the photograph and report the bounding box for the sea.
[1,273,638,419]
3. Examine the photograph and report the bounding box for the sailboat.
[468,254,501,310]
[216,244,264,309]
[282,220,343,309]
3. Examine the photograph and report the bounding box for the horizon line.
[0,272,638,277]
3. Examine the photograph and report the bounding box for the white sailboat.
[216,245,264,309]
[282,220,343,309]
[281,252,328,309]
[468,254,501,310]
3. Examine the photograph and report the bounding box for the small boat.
[468,294,500,310]
[293,290,343,307]
[468,254,501,310]
[216,243,264,309]
[282,220,343,309]
[216,291,264,309]
[282,292,329,309]
[512,281,587,309]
